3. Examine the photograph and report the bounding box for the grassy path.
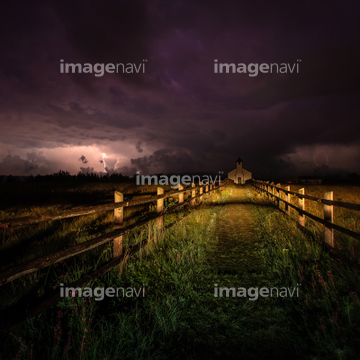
[185,185,360,360]
[211,187,263,277]
[3,184,360,360]
[196,186,300,360]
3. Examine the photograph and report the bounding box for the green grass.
[1,189,230,359]
[250,187,360,359]
[1,184,360,359]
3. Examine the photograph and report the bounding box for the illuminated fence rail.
[0,180,227,329]
[251,180,360,247]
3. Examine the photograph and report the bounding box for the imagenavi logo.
[214,284,301,300]
[213,59,301,76]
[60,59,148,77]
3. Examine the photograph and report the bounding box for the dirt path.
[210,186,267,282]
[199,185,298,360]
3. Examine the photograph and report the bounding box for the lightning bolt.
[101,153,107,172]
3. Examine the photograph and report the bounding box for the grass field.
[0,182,360,359]
[0,180,182,308]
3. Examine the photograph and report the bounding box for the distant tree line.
[0,170,134,183]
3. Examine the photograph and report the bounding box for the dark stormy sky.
[0,0,359,178]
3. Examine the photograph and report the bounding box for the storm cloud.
[0,0,359,177]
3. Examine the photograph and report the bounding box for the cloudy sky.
[0,0,359,178]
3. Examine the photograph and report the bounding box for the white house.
[228,157,252,184]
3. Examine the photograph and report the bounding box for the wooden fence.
[0,180,227,330]
[251,180,360,247]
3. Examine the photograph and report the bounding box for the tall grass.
[1,185,360,359]
[0,189,232,359]
[250,188,360,359]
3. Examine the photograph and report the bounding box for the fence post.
[191,183,196,205]
[271,183,276,204]
[114,191,123,258]
[199,182,203,203]
[298,188,305,228]
[178,184,184,204]
[285,185,290,216]
[324,191,334,247]
[276,183,281,208]
[205,184,209,195]
[266,181,270,197]
[157,187,164,229]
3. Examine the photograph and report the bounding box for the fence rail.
[0,180,227,330]
[252,180,360,247]
[0,183,210,229]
